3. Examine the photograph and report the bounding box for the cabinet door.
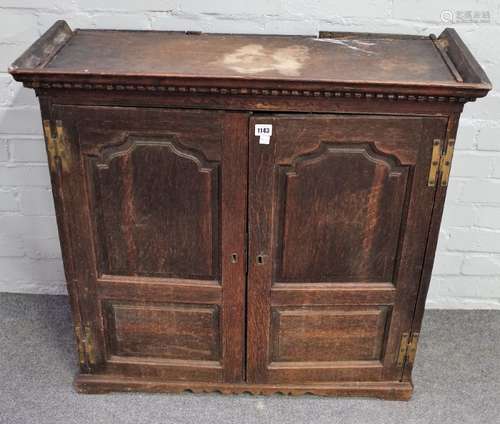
[46,105,247,383]
[247,114,447,384]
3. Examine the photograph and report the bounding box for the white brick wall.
[0,1,499,308]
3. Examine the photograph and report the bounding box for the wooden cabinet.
[10,21,490,400]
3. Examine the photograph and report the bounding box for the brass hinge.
[42,119,70,173]
[397,332,420,368]
[427,138,455,187]
[440,138,455,187]
[406,333,419,366]
[75,324,96,366]
[427,139,442,186]
[74,325,86,365]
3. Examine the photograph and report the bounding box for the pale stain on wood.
[222,44,310,77]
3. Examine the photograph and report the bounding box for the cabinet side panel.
[404,113,458,380]
[38,97,89,370]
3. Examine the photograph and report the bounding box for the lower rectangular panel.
[103,300,221,362]
[264,305,391,383]
[271,306,390,362]
[101,300,223,382]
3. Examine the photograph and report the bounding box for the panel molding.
[85,134,220,280]
[284,142,406,178]
[268,360,383,369]
[95,135,217,173]
[274,142,409,283]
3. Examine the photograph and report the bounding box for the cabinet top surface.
[9,21,491,99]
[46,30,453,84]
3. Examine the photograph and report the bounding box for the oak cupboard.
[10,21,491,400]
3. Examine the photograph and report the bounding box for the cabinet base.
[74,374,413,400]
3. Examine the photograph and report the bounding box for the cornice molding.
[23,80,475,103]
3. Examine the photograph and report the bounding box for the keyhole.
[257,255,264,265]
[231,253,238,264]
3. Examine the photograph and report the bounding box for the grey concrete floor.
[0,293,499,424]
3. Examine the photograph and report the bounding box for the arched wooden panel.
[274,143,409,283]
[88,136,220,280]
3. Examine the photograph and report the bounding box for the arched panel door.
[247,114,447,384]
[50,105,248,384]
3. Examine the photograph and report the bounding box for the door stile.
[221,112,249,382]
[246,116,278,383]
